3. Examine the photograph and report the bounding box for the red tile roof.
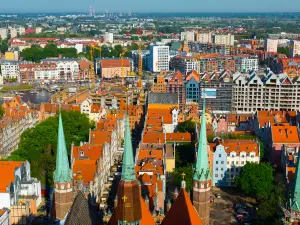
[101,59,130,68]
[161,188,203,225]
[73,159,97,185]
[0,161,24,192]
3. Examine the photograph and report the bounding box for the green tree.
[173,164,194,192]
[234,162,274,199]
[176,120,196,133]
[0,39,9,54]
[6,110,93,185]
[0,106,4,119]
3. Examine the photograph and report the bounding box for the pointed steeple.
[53,112,72,182]
[121,116,136,181]
[194,97,210,181]
[291,151,300,211]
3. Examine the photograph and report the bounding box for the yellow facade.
[166,158,175,173]
[5,52,15,60]
[148,103,178,110]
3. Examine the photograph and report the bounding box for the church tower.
[53,113,73,220]
[115,117,142,224]
[193,98,211,225]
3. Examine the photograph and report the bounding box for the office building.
[148,45,169,72]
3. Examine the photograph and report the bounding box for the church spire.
[291,150,300,211]
[121,116,136,182]
[53,112,72,182]
[194,96,210,181]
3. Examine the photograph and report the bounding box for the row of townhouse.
[208,139,260,187]
[152,69,300,113]
[169,54,258,74]
[71,112,125,206]
[132,92,192,214]
[0,96,39,157]
[0,58,91,84]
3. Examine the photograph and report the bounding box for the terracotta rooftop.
[272,125,300,143]
[73,159,97,185]
[101,59,130,68]
[0,161,24,192]
[161,187,203,225]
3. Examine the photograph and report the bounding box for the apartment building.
[169,56,199,74]
[233,70,300,113]
[99,59,131,79]
[233,55,259,72]
[290,40,300,57]
[190,43,231,55]
[213,34,235,46]
[41,58,80,81]
[0,61,20,81]
[196,32,212,43]
[0,28,8,40]
[181,31,195,41]
[264,39,278,53]
[148,45,170,72]
[104,32,114,43]
[34,62,58,81]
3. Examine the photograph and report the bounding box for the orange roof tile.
[272,125,300,143]
[161,188,203,225]
[73,159,97,185]
[101,59,130,68]
[0,161,24,192]
[73,144,103,160]
[90,131,112,145]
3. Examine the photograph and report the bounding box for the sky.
[1,0,300,13]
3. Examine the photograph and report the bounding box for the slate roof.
[148,93,178,105]
[65,191,102,225]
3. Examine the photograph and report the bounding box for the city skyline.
[1,0,300,13]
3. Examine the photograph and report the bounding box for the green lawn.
[0,85,34,91]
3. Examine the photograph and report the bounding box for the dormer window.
[80,151,84,156]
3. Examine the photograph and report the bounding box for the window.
[221,174,223,178]
[215,174,218,178]
[216,161,219,164]
[241,161,244,165]
[221,168,224,171]
[231,168,234,172]
[236,161,238,165]
[231,161,234,165]
[221,161,224,164]
[219,154,222,157]
[236,168,239,172]
[216,168,219,171]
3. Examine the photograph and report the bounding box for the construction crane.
[120,49,129,85]
[138,41,143,88]
[89,44,102,89]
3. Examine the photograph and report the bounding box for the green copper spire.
[194,96,211,181]
[53,112,72,183]
[121,116,136,182]
[291,150,300,211]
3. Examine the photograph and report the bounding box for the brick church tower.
[193,98,211,225]
[115,117,142,224]
[53,113,73,220]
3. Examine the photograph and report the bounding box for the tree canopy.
[0,106,4,119]
[234,162,274,199]
[176,119,196,133]
[20,44,78,62]
[5,110,93,185]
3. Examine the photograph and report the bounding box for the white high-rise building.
[196,32,212,43]
[0,28,8,40]
[181,31,195,42]
[290,40,300,57]
[9,28,18,38]
[104,32,114,43]
[264,39,278,53]
[0,61,20,81]
[148,45,170,72]
[214,34,235,46]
